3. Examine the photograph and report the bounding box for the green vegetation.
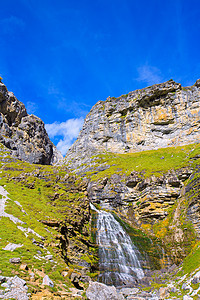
[86,142,200,180]
[85,142,200,269]
[0,144,97,293]
[178,165,200,275]
[179,242,200,274]
[0,137,200,296]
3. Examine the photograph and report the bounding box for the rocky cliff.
[0,79,62,164]
[63,79,200,294]
[65,79,200,170]
[0,78,200,299]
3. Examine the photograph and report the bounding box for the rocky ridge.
[65,79,200,171]
[0,79,62,164]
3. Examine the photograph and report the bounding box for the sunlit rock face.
[65,79,200,169]
[0,81,62,164]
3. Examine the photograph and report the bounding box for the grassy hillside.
[83,142,200,180]
[0,143,97,297]
[0,141,200,298]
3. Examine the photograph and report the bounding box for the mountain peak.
[0,81,62,164]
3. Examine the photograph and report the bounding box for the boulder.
[0,276,29,300]
[86,281,122,300]
[42,275,54,287]
[3,243,23,251]
[9,257,21,264]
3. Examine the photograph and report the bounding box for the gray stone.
[191,270,200,283]
[29,273,35,278]
[182,282,191,291]
[119,288,139,296]
[9,257,21,264]
[0,276,29,300]
[89,169,186,224]
[11,275,26,287]
[86,281,122,300]
[42,275,54,287]
[3,243,23,251]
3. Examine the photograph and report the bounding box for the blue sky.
[0,0,199,155]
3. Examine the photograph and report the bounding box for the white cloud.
[45,117,84,156]
[137,65,163,86]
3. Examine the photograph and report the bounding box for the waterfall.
[91,204,144,286]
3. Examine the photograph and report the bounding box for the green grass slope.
[0,143,97,297]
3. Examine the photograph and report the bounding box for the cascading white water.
[91,203,144,286]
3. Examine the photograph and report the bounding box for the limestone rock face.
[0,81,62,164]
[66,79,200,169]
[88,168,192,223]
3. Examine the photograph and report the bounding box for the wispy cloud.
[26,101,38,114]
[47,82,90,117]
[45,117,84,156]
[137,65,163,86]
[57,98,90,118]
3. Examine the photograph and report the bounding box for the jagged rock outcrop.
[0,80,62,164]
[65,79,200,170]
